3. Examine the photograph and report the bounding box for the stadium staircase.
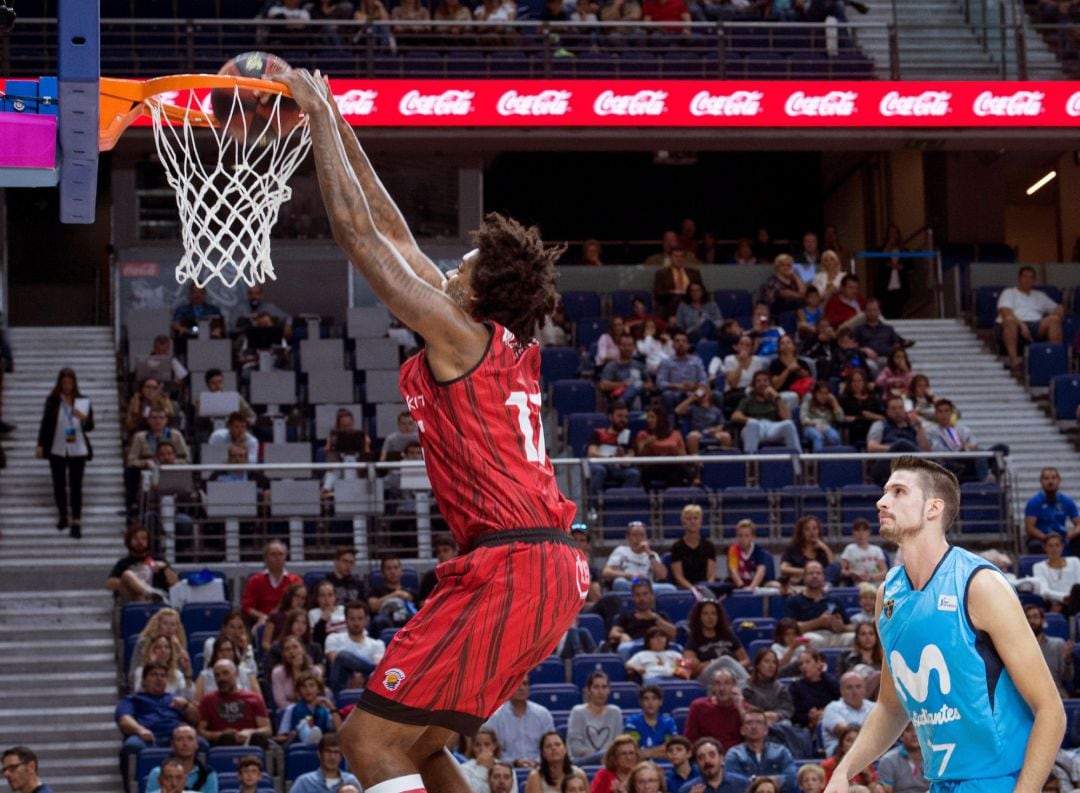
[857,0,1059,79]
[892,318,1080,531]
[0,326,125,793]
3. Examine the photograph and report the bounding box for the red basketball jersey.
[398,321,577,549]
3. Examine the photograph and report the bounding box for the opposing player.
[825,456,1064,793]
[278,69,588,793]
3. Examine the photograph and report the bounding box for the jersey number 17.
[505,391,547,465]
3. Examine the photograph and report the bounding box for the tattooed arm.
[280,69,488,380]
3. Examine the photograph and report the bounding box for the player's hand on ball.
[278,68,331,115]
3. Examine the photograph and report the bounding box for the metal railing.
[145,450,1014,565]
[0,15,1067,80]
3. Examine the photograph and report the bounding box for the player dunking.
[825,456,1064,793]
[278,69,588,793]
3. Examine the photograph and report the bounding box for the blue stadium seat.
[135,747,173,786]
[122,602,164,639]
[600,488,651,541]
[575,317,607,350]
[974,285,1005,329]
[659,487,709,540]
[828,587,860,610]
[571,653,627,688]
[541,346,581,385]
[1027,343,1069,389]
[959,482,1004,534]
[607,680,642,709]
[336,688,365,708]
[181,602,232,637]
[746,639,772,660]
[733,617,776,647]
[840,485,881,531]
[208,746,265,774]
[578,613,606,647]
[820,648,845,675]
[1046,612,1068,640]
[610,290,652,317]
[816,447,863,489]
[1018,554,1045,578]
[1063,699,1080,747]
[552,379,597,418]
[567,412,609,458]
[529,683,581,711]
[562,291,603,322]
[1036,284,1064,305]
[700,451,747,492]
[655,679,705,711]
[367,566,420,591]
[656,591,696,624]
[530,657,567,685]
[303,570,332,590]
[758,449,799,489]
[722,592,768,621]
[380,628,399,644]
[695,339,720,366]
[721,487,770,536]
[672,706,690,734]
[285,745,319,784]
[777,486,828,536]
[713,290,753,318]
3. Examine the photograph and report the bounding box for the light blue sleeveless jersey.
[878,546,1033,783]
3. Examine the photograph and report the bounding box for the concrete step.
[0,706,117,727]
[0,686,119,708]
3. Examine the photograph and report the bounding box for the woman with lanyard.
[35,367,94,538]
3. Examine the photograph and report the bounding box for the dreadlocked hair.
[469,212,564,345]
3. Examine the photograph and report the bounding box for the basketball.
[210,51,303,141]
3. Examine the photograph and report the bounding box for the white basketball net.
[146,84,312,288]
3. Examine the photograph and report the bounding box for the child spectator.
[727,519,776,591]
[848,583,877,625]
[275,672,341,745]
[796,763,826,793]
[624,685,678,759]
[770,617,809,676]
[235,755,265,793]
[626,627,683,682]
[797,286,824,338]
[800,381,845,452]
[663,736,696,793]
[839,518,888,585]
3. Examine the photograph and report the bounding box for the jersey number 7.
[505,391,547,465]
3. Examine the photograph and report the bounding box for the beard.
[879,516,923,544]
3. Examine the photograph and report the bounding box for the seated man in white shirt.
[821,671,874,756]
[208,411,259,463]
[996,265,1063,373]
[324,600,386,694]
[602,520,676,594]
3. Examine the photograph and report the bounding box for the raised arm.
[280,70,487,380]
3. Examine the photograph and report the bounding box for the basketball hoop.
[98,74,312,288]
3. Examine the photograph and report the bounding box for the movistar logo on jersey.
[891,644,951,703]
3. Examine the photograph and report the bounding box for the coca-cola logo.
[879,90,951,117]
[1066,91,1080,117]
[399,89,474,116]
[689,90,763,117]
[784,90,858,117]
[496,89,572,116]
[593,90,667,117]
[335,89,378,116]
[972,90,1043,117]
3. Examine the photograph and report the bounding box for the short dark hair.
[226,411,247,426]
[124,524,150,552]
[156,439,176,454]
[141,661,170,679]
[236,754,264,772]
[204,368,223,384]
[852,517,871,533]
[433,533,456,551]
[161,757,185,773]
[469,212,564,344]
[1,747,37,770]
[639,684,663,702]
[933,398,954,411]
[665,735,691,751]
[608,399,628,415]
[840,274,859,286]
[630,579,653,593]
[644,626,668,644]
[344,600,369,617]
[885,395,905,410]
[693,737,723,760]
[672,330,690,343]
[1018,265,1036,277]
[890,455,960,531]
[380,553,400,571]
[334,546,357,560]
[585,670,610,688]
[805,285,819,297]
[317,733,341,754]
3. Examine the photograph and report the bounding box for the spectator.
[209,444,271,506]
[197,660,271,748]
[589,735,639,793]
[837,622,883,698]
[596,316,628,367]
[325,600,385,694]
[157,757,193,793]
[1032,532,1080,610]
[129,608,193,683]
[1025,603,1073,695]
[849,583,877,626]
[874,223,910,317]
[731,371,802,454]
[741,650,794,726]
[718,335,768,414]
[770,618,809,677]
[779,517,833,589]
[201,610,259,685]
[654,250,704,319]
[726,519,775,591]
[683,599,750,685]
[664,736,696,792]
[853,298,907,365]
[147,334,189,386]
[676,283,723,344]
[789,650,839,731]
[483,681,556,768]
[799,381,844,452]
[668,504,718,590]
[1024,466,1080,553]
[587,400,642,492]
[608,579,678,646]
[260,583,309,655]
[126,377,175,434]
[723,707,796,792]
[540,302,572,347]
[236,284,291,335]
[380,411,420,461]
[793,232,821,280]
[290,734,361,793]
[748,302,785,358]
[811,250,845,304]
[646,230,696,268]
[602,523,671,592]
[434,0,471,30]
[491,761,518,793]
[798,321,843,383]
[626,762,666,793]
[170,285,223,347]
[323,545,367,605]
[233,755,265,793]
[769,336,814,410]
[636,319,674,375]
[581,239,605,266]
[144,725,216,793]
[525,733,583,793]
[201,368,257,423]
[685,669,744,748]
[270,634,324,709]
[676,386,732,458]
[824,275,865,330]
[208,411,259,463]
[732,238,755,265]
[193,635,261,703]
[600,335,650,409]
[35,366,94,537]
[116,661,199,769]
[820,726,876,787]
[308,580,347,648]
[125,407,192,513]
[905,375,937,424]
[834,328,869,378]
[106,524,177,603]
[417,534,457,607]
[866,396,930,485]
[241,540,303,626]
[996,264,1063,375]
[796,764,825,793]
[132,634,192,697]
[656,331,708,413]
[625,685,678,760]
[796,287,824,338]
[873,347,915,403]
[782,560,852,648]
[875,723,928,793]
[626,627,683,682]
[460,728,510,793]
[820,673,874,756]
[275,672,340,745]
[1,747,53,793]
[266,0,312,48]
[759,254,806,317]
[266,607,323,671]
[839,369,883,450]
[839,518,888,585]
[928,398,995,483]
[626,298,668,341]
[367,555,418,628]
[567,672,622,764]
[681,737,747,793]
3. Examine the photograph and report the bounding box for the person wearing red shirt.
[641,0,690,26]
[824,274,866,329]
[685,668,745,750]
[197,659,272,747]
[240,540,303,626]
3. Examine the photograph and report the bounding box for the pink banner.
[0,113,57,168]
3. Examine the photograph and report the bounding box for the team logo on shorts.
[383,668,407,692]
[883,599,894,619]
[575,556,591,600]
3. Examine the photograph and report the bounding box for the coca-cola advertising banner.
[121,79,1080,127]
